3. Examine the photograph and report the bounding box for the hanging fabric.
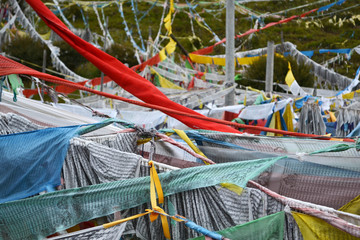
[150,67,185,90]
[7,74,23,102]
[0,156,282,239]
[191,211,285,240]
[23,0,239,133]
[298,102,326,135]
[0,125,79,203]
[292,211,358,240]
[9,0,88,82]
[285,62,307,97]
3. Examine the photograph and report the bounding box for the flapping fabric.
[23,0,238,133]
[339,195,360,215]
[191,211,285,240]
[292,212,359,240]
[0,126,79,203]
[0,156,281,239]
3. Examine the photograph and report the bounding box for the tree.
[241,55,315,91]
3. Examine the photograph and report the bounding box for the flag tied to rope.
[20,0,239,133]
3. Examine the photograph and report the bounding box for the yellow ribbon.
[283,104,294,132]
[102,160,174,238]
[247,86,269,100]
[103,211,152,229]
[148,160,170,239]
[150,67,184,90]
[173,129,207,159]
[173,129,243,195]
[188,53,283,66]
[158,0,177,62]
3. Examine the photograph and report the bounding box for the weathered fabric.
[0,113,43,135]
[191,211,285,240]
[336,108,360,137]
[196,134,360,209]
[250,180,360,238]
[259,159,360,209]
[63,138,141,189]
[283,42,352,89]
[197,131,360,172]
[83,132,138,153]
[0,125,79,203]
[293,212,359,240]
[125,186,236,240]
[47,223,127,240]
[298,103,326,135]
[217,187,303,240]
[0,157,280,239]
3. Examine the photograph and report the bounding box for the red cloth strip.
[3,54,353,140]
[132,54,161,72]
[24,0,238,133]
[190,8,319,56]
[56,80,87,94]
[89,76,112,86]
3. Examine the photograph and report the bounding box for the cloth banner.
[0,156,282,239]
[24,0,238,133]
[0,14,16,34]
[283,42,352,89]
[150,67,184,90]
[9,0,87,82]
[284,50,314,58]
[319,49,352,55]
[339,195,360,215]
[117,2,145,54]
[190,9,317,56]
[0,126,79,203]
[355,46,360,55]
[292,211,358,240]
[336,66,360,96]
[318,0,346,12]
[158,0,177,61]
[191,211,285,240]
[152,66,188,83]
[189,54,260,66]
[238,102,275,120]
[285,62,307,97]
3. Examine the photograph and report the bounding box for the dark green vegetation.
[241,55,315,90]
[1,0,360,90]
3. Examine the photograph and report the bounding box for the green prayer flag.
[7,74,24,102]
[191,211,285,240]
[0,156,283,239]
[8,74,23,94]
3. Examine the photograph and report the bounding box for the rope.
[14,70,355,142]
[295,138,360,160]
[156,132,216,164]
[248,180,360,238]
[62,158,224,239]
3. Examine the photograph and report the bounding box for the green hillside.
[2,0,360,82]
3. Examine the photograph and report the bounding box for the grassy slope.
[6,0,360,80]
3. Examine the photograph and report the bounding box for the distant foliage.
[105,43,138,67]
[54,41,89,72]
[242,55,315,90]
[2,0,359,81]
[1,35,50,70]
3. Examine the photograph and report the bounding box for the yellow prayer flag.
[339,195,360,215]
[285,62,295,86]
[150,67,184,90]
[342,92,354,99]
[159,38,177,61]
[283,104,294,132]
[292,212,358,240]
